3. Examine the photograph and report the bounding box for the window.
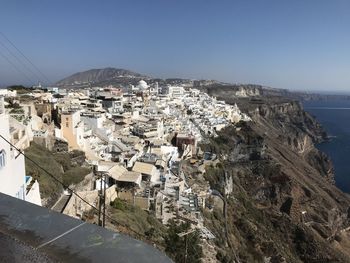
[66,122,69,128]
[0,150,6,169]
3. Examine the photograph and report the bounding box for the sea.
[303,99,350,194]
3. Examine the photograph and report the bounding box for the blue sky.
[0,0,349,92]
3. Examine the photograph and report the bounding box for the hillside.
[56,67,150,88]
[25,143,90,207]
[194,90,350,262]
[56,67,227,88]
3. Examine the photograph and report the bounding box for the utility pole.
[178,229,195,263]
[94,165,106,227]
[102,172,106,227]
[185,234,188,263]
[98,173,107,227]
[98,174,102,226]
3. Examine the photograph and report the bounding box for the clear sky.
[0,0,349,92]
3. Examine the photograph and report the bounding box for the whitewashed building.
[0,97,41,206]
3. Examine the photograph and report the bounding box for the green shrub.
[62,167,90,186]
[110,198,128,211]
[53,153,72,171]
[25,143,63,197]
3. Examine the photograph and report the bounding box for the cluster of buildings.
[0,80,250,239]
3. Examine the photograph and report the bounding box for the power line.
[0,31,149,241]
[0,134,146,240]
[0,38,44,84]
[0,48,35,84]
[0,31,52,84]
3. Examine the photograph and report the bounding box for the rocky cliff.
[202,83,350,102]
[199,95,350,262]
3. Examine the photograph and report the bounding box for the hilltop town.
[0,80,251,257]
[2,1,350,261]
[2,73,350,262]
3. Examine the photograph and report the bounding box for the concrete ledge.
[0,193,172,263]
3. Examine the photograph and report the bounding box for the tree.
[164,220,203,263]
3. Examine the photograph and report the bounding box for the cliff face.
[201,83,350,102]
[251,101,333,180]
[200,97,350,262]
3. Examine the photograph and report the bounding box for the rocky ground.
[196,88,350,262]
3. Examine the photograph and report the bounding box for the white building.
[0,89,17,97]
[0,97,41,206]
[136,80,148,91]
[162,85,184,98]
[47,87,59,93]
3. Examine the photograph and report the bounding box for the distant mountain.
[57,68,349,102]
[56,67,229,89]
[56,67,150,88]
